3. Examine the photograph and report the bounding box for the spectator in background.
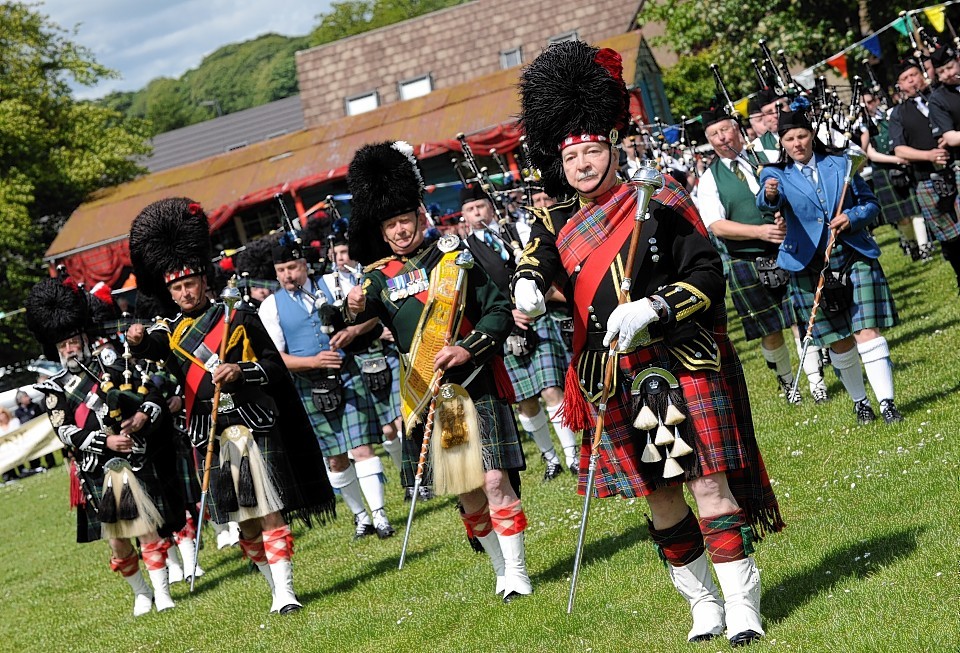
[0,407,23,482]
[14,390,57,474]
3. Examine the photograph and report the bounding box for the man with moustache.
[891,54,960,290]
[514,41,783,646]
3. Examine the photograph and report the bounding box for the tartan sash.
[170,305,225,424]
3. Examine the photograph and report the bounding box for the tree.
[0,3,151,363]
[638,0,919,118]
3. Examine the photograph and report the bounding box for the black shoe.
[372,510,396,539]
[403,487,415,502]
[353,516,376,540]
[689,633,718,643]
[543,460,563,481]
[278,603,302,615]
[568,462,579,477]
[418,485,434,501]
[855,399,876,425]
[811,386,829,405]
[879,399,904,424]
[729,629,763,647]
[778,377,801,405]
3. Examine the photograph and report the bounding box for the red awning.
[49,31,644,286]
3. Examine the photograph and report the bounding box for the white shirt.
[258,278,317,353]
[697,155,760,229]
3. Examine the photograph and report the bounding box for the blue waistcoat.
[275,281,334,357]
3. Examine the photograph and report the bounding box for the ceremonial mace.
[191,277,242,590]
[789,146,867,403]
[567,165,664,614]
[398,249,475,570]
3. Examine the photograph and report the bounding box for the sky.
[39,0,334,99]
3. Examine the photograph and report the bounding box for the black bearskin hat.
[519,40,630,197]
[24,277,89,359]
[129,197,212,298]
[133,291,177,321]
[236,235,278,282]
[347,141,425,265]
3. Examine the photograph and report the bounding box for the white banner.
[0,415,62,476]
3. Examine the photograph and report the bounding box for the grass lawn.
[1,226,958,652]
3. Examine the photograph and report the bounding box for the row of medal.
[387,268,430,302]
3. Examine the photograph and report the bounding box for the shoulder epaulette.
[364,256,397,273]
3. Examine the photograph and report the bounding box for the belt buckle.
[218,392,235,413]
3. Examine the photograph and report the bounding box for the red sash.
[184,318,225,425]
[74,383,99,428]
[557,191,638,361]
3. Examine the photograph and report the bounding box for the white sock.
[326,464,369,523]
[546,402,579,466]
[857,337,895,403]
[354,456,386,513]
[913,216,930,249]
[761,342,793,379]
[796,336,826,392]
[518,408,560,465]
[381,436,403,471]
[829,347,867,403]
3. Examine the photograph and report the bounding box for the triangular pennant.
[827,53,848,78]
[924,6,946,33]
[862,34,882,58]
[733,97,750,117]
[893,16,912,37]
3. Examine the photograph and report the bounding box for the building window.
[548,30,579,45]
[398,74,433,101]
[500,47,522,69]
[345,91,379,116]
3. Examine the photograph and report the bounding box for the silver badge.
[99,348,117,367]
[437,234,460,253]
[45,394,59,410]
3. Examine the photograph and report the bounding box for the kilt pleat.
[502,315,571,401]
[727,258,794,340]
[789,243,898,347]
[872,169,920,225]
[915,179,960,242]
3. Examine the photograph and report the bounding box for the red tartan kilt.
[576,332,780,536]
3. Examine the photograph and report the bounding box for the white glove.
[514,278,546,318]
[603,298,658,352]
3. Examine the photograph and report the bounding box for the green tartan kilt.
[399,394,526,487]
[353,340,402,427]
[199,423,308,525]
[172,428,201,506]
[76,458,185,544]
[501,314,570,402]
[914,179,960,242]
[291,356,381,457]
[872,168,920,225]
[789,242,898,347]
[727,257,794,341]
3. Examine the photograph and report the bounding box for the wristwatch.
[648,295,669,322]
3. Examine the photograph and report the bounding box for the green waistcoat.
[710,158,777,259]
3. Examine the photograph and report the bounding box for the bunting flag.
[924,6,946,32]
[893,15,912,36]
[794,69,816,90]
[826,53,848,78]
[862,34,882,58]
[733,97,750,117]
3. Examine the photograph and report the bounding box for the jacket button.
[574,264,581,272]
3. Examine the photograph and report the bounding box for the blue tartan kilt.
[789,242,898,347]
[76,457,185,544]
[291,355,381,457]
[915,179,960,242]
[353,340,402,427]
[872,168,920,225]
[501,315,570,402]
[727,257,794,341]
[399,394,526,487]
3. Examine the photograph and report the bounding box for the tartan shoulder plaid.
[169,303,223,364]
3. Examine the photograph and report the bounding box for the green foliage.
[0,230,958,652]
[309,0,469,45]
[0,3,150,361]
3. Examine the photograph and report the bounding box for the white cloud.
[39,0,331,99]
